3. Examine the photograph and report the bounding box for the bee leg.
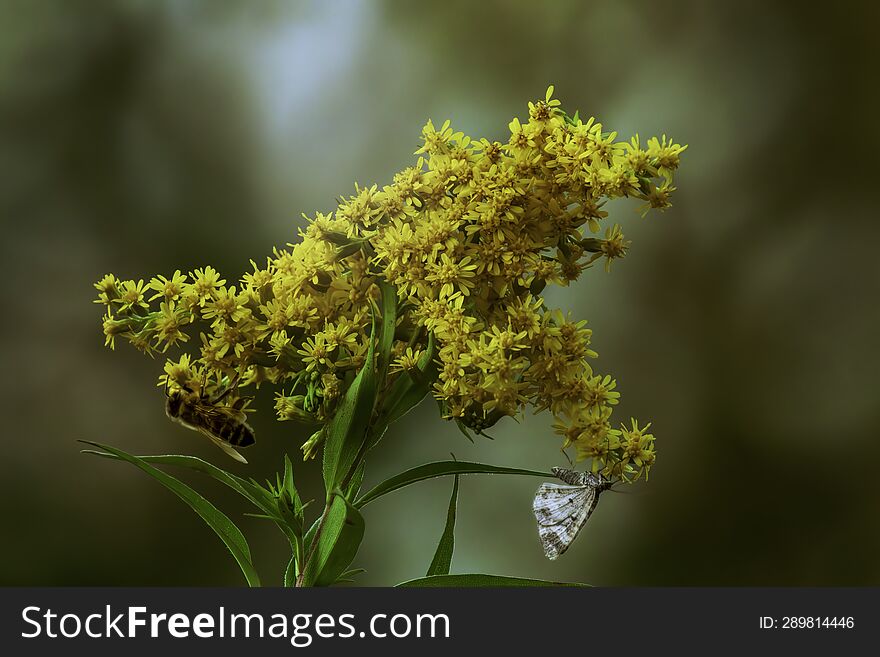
[163,373,192,396]
[230,395,253,411]
[211,372,241,404]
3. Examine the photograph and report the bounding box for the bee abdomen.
[200,415,254,447]
[205,417,255,447]
[226,421,256,447]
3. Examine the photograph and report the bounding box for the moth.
[533,467,612,560]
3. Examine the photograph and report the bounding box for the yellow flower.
[527,85,562,123]
[201,285,250,326]
[415,119,460,156]
[189,266,226,305]
[94,274,120,305]
[148,270,187,302]
[638,181,676,216]
[94,86,685,474]
[161,353,196,389]
[101,312,135,349]
[646,135,687,177]
[154,301,190,350]
[257,299,296,341]
[425,253,477,299]
[390,347,424,374]
[297,334,335,372]
[116,279,149,312]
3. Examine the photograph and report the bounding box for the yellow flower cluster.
[94,87,685,481]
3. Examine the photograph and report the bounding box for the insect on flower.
[533,467,613,560]
[164,377,255,464]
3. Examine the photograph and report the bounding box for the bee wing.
[195,426,249,464]
[533,483,596,560]
[199,403,247,424]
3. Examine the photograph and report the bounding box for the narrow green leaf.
[355,461,551,509]
[302,515,320,557]
[275,495,304,540]
[376,331,439,433]
[322,312,378,495]
[375,279,397,387]
[82,450,276,513]
[345,460,367,501]
[284,554,297,587]
[300,494,365,587]
[426,475,458,576]
[280,455,305,524]
[396,574,589,587]
[243,513,275,521]
[338,568,366,581]
[81,441,260,587]
[454,419,476,442]
[84,449,312,563]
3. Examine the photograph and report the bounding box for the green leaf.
[300,494,365,587]
[82,450,301,545]
[302,515,320,558]
[376,331,439,434]
[284,554,297,587]
[322,312,378,496]
[396,574,589,587]
[344,460,367,501]
[277,455,305,541]
[81,441,260,587]
[453,419,476,443]
[355,461,551,509]
[375,279,397,387]
[426,474,458,576]
[282,455,304,516]
[83,450,272,509]
[338,567,366,583]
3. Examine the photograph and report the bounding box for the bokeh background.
[2,0,878,586]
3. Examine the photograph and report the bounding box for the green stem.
[295,501,333,587]
[298,410,382,585]
[293,530,305,578]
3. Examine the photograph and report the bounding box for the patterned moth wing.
[533,468,609,560]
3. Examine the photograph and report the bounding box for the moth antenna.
[604,453,627,483]
[606,486,644,496]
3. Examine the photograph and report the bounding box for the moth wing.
[195,426,249,464]
[533,483,594,526]
[533,483,595,560]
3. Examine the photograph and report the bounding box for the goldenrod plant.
[87,87,685,586]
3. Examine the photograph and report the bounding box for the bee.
[164,377,255,464]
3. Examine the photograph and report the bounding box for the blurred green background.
[2,0,878,586]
